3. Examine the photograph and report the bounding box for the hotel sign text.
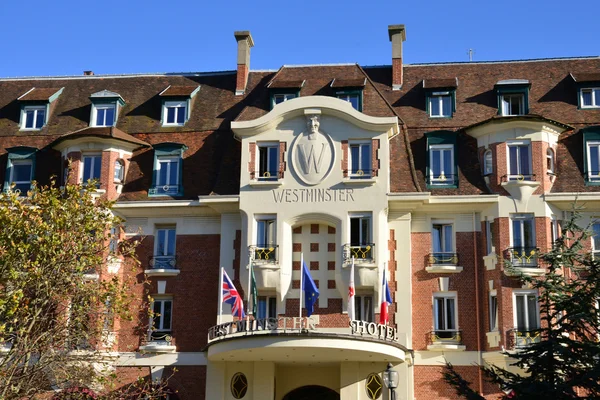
[272,188,355,203]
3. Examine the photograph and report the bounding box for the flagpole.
[218,266,224,325]
[299,252,303,320]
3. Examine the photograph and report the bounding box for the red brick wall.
[236,64,249,93]
[414,365,502,399]
[392,58,403,87]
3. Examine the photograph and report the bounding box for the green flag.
[250,262,258,316]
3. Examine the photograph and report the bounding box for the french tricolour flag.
[380,266,393,325]
[348,257,355,321]
[222,269,245,319]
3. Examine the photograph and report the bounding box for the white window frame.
[546,148,555,174]
[256,216,276,247]
[113,160,124,183]
[162,100,187,126]
[512,290,540,332]
[483,149,493,175]
[506,140,532,180]
[156,155,180,190]
[91,103,117,127]
[580,87,600,109]
[348,141,372,178]
[256,142,279,181]
[510,213,536,248]
[337,93,360,110]
[273,93,296,105]
[592,221,600,258]
[501,93,525,116]
[429,144,454,185]
[9,159,33,194]
[151,297,173,333]
[431,220,454,253]
[429,91,452,118]
[433,291,458,332]
[586,141,600,181]
[153,227,176,269]
[355,294,374,323]
[489,290,498,332]
[80,153,102,183]
[257,295,277,319]
[485,219,495,255]
[21,105,47,130]
[349,213,372,246]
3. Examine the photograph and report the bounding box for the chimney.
[234,31,254,96]
[83,70,94,76]
[388,25,406,91]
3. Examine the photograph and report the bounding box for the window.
[150,144,186,196]
[429,92,453,118]
[586,141,600,182]
[433,293,458,337]
[429,144,454,185]
[257,143,279,181]
[256,218,276,247]
[500,94,525,116]
[81,154,102,184]
[109,226,119,254]
[489,293,498,331]
[511,214,537,266]
[154,228,176,269]
[513,291,540,333]
[432,223,453,254]
[349,214,373,260]
[92,104,116,127]
[151,298,173,339]
[580,88,600,108]
[485,220,495,255]
[163,101,187,126]
[257,296,277,319]
[551,217,559,247]
[337,92,361,111]
[273,93,296,105]
[8,160,33,193]
[592,222,600,257]
[546,148,555,174]
[483,149,493,175]
[507,141,532,180]
[349,142,371,178]
[114,160,124,183]
[355,295,374,322]
[21,106,46,130]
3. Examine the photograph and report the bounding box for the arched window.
[113,160,124,182]
[483,149,493,175]
[546,148,555,174]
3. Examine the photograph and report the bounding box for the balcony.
[504,247,544,277]
[249,244,279,264]
[148,184,182,196]
[249,170,284,186]
[426,330,465,351]
[506,328,541,350]
[425,252,463,273]
[139,331,176,353]
[343,243,375,265]
[144,255,180,277]
[343,169,376,185]
[426,174,459,188]
[501,174,536,182]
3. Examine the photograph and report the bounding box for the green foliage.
[444,206,600,399]
[0,181,167,399]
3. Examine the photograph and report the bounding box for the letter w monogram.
[297,143,326,174]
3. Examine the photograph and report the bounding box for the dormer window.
[423,78,458,119]
[583,127,600,184]
[495,79,530,116]
[3,146,38,195]
[425,131,458,188]
[571,73,600,109]
[150,143,187,197]
[158,85,200,127]
[17,87,64,131]
[580,88,600,108]
[331,78,366,112]
[267,80,304,110]
[89,90,125,128]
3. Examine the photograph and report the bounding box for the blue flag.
[302,261,319,317]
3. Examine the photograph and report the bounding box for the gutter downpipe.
[473,212,484,394]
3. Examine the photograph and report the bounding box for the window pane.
[516,295,526,330]
[361,218,370,244]
[25,110,34,128]
[523,218,534,247]
[442,95,452,116]
[12,163,32,181]
[258,298,267,319]
[446,298,455,330]
[259,147,268,175]
[364,296,373,322]
[153,301,161,328]
[35,109,45,128]
[490,296,498,331]
[502,97,510,115]
[105,107,115,126]
[177,106,186,123]
[167,107,175,123]
[443,149,452,176]
[519,146,530,175]
[157,230,166,255]
[590,145,600,174]
[582,90,593,106]
[512,219,523,247]
[443,225,453,252]
[484,151,492,174]
[435,298,445,329]
[92,156,101,180]
[268,147,278,175]
[268,297,277,318]
[350,218,360,245]
[162,301,172,330]
[431,150,441,176]
[432,225,442,252]
[83,158,92,180]
[594,89,600,105]
[431,97,440,116]
[350,146,360,173]
[509,146,519,175]
[167,229,176,255]
[96,109,105,126]
[355,296,362,320]
[169,160,178,185]
[593,223,600,250]
[510,96,522,115]
[360,144,371,171]
[527,295,538,329]
[349,95,359,110]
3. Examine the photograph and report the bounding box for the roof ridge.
[0,70,237,81]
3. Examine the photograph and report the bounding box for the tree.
[0,181,170,399]
[444,207,600,399]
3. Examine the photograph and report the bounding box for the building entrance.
[282,385,340,400]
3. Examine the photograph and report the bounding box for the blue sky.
[1,0,598,77]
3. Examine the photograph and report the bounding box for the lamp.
[383,363,399,400]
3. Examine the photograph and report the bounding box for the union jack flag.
[222,270,245,318]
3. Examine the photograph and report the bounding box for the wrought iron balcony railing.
[148,184,181,196]
[506,328,541,349]
[249,244,278,263]
[426,174,458,186]
[149,255,178,269]
[505,247,539,267]
[250,170,284,181]
[343,243,375,264]
[501,174,536,182]
[428,330,462,345]
[344,169,374,179]
[428,252,459,266]
[145,331,173,345]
